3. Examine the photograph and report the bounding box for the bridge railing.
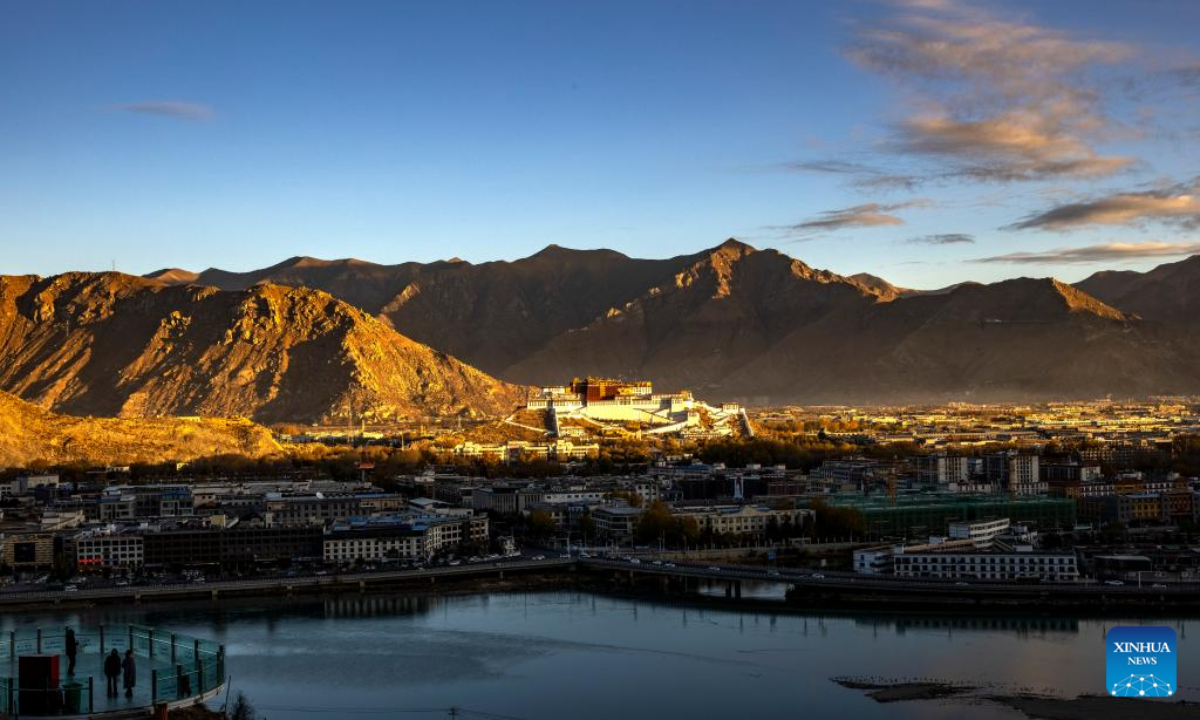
[0,625,224,715]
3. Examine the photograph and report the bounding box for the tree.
[229,692,258,720]
[525,509,557,540]
[679,516,701,546]
[577,512,597,543]
[635,501,674,545]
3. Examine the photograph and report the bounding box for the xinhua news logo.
[1107,626,1176,698]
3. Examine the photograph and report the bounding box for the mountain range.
[5,241,1200,425]
[128,240,1200,405]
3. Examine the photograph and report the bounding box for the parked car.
[1104,580,1124,586]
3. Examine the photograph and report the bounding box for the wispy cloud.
[770,200,930,238]
[112,101,214,122]
[1008,177,1200,231]
[786,159,921,190]
[795,0,1136,185]
[905,233,974,245]
[971,241,1200,264]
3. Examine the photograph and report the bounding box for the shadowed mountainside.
[1076,255,1200,324]
[143,240,1200,404]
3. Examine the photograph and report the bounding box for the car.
[811,574,825,580]
[664,563,676,569]
[651,560,663,565]
[628,558,641,564]
[531,555,546,561]
[115,580,129,587]
[1151,583,1167,589]
[579,552,590,559]
[558,554,570,559]
[1104,580,1124,586]
[707,566,721,571]
[448,560,461,566]
[64,585,78,592]
[954,581,969,586]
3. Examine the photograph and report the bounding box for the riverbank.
[7,557,1200,616]
[833,678,1200,719]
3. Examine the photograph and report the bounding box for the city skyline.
[2,0,1198,289]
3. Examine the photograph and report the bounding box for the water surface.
[3,591,1195,719]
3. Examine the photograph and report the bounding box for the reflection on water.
[2,592,1196,720]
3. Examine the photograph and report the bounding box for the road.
[0,556,572,606]
[578,557,1200,595]
[4,555,1197,607]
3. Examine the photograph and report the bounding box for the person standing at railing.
[65,629,78,675]
[122,648,136,699]
[104,649,121,696]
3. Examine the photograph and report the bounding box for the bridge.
[576,557,1200,609]
[4,555,1200,610]
[0,558,573,607]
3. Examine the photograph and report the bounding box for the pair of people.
[103,648,136,698]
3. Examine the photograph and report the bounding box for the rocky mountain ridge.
[137,240,1200,404]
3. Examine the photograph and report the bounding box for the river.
[2,588,1196,719]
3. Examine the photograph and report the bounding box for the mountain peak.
[145,268,200,285]
[531,243,570,258]
[713,238,756,255]
[848,272,913,301]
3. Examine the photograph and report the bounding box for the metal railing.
[0,625,224,716]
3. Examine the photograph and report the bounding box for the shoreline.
[10,570,1200,622]
[833,677,1200,720]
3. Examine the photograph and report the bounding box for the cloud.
[785,159,922,190]
[892,112,1132,182]
[1008,177,1200,231]
[1171,63,1200,89]
[971,241,1200,264]
[112,101,214,122]
[905,233,974,245]
[773,200,929,237]
[808,0,1135,184]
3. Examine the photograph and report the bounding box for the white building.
[672,505,812,538]
[893,550,1078,581]
[1008,454,1045,496]
[323,514,489,564]
[75,529,144,570]
[947,518,1010,546]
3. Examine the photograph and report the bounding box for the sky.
[1,0,1198,289]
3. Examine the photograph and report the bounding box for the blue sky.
[2,0,1198,288]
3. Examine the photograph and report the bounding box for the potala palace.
[509,377,754,440]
